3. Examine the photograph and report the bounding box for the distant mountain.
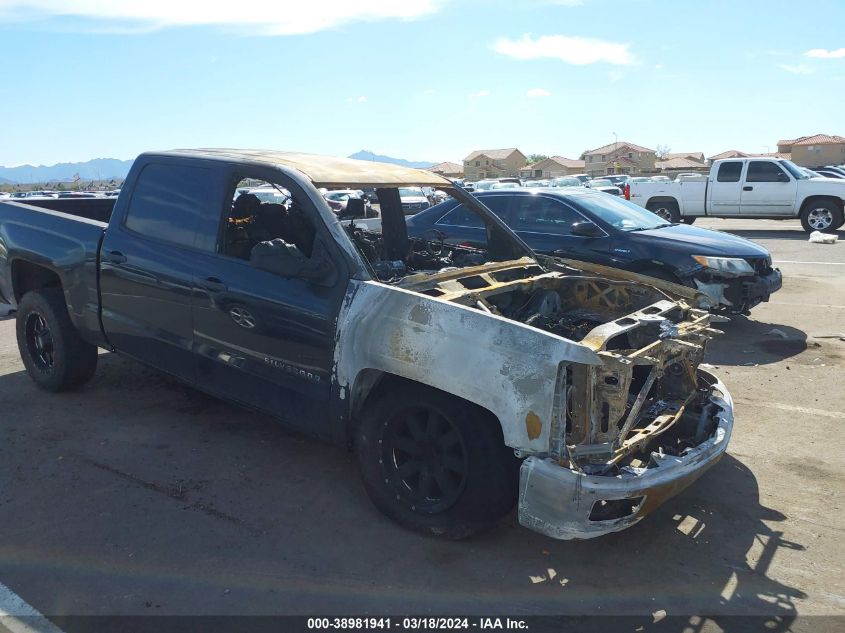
[348,150,436,169]
[0,176,14,185]
[0,158,134,184]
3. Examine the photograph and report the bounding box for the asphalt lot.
[0,218,843,628]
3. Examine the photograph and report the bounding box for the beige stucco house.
[519,156,586,180]
[582,142,657,177]
[428,161,464,178]
[778,134,845,167]
[463,148,527,181]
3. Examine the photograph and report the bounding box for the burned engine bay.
[343,188,724,473]
[398,260,725,475]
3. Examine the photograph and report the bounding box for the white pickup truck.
[627,157,845,232]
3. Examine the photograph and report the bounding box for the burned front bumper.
[694,268,782,313]
[517,370,733,540]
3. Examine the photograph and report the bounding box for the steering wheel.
[421,228,446,256]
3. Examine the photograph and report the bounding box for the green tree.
[526,154,549,164]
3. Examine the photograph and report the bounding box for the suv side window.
[746,161,787,183]
[124,162,214,247]
[436,196,509,227]
[716,161,743,182]
[510,197,584,235]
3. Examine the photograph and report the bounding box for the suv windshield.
[571,193,671,231]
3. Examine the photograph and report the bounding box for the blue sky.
[1,0,843,167]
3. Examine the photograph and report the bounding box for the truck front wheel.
[355,383,519,539]
[16,288,98,392]
[800,200,843,233]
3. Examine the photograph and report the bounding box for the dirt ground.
[0,219,843,628]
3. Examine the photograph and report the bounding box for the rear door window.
[436,196,509,227]
[716,162,743,182]
[124,163,215,248]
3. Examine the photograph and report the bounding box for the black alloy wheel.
[380,405,469,514]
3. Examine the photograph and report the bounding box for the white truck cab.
[628,157,845,232]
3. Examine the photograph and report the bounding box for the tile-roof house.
[707,150,749,162]
[428,161,464,178]
[664,152,705,163]
[582,141,657,176]
[463,148,527,180]
[656,157,710,173]
[519,156,586,179]
[782,134,845,167]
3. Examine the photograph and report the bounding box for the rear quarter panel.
[0,201,106,345]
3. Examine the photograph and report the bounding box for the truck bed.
[0,199,108,344]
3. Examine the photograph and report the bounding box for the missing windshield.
[335,186,533,282]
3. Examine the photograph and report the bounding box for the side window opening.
[716,161,743,183]
[223,178,317,263]
[746,161,787,183]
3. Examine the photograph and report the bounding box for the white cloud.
[779,63,815,75]
[493,34,635,65]
[526,88,551,97]
[0,0,441,35]
[469,89,490,98]
[346,95,367,103]
[545,0,583,5]
[805,48,845,59]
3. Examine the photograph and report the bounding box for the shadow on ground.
[705,315,807,366]
[0,355,809,628]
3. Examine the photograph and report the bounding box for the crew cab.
[0,150,735,540]
[627,157,845,232]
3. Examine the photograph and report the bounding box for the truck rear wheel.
[354,383,519,539]
[16,288,98,392]
[646,200,681,223]
[800,200,843,233]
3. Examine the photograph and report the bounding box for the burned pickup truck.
[0,150,734,539]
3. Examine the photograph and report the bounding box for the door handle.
[743,186,753,191]
[202,277,227,292]
[104,250,127,264]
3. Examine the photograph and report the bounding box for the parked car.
[817,166,845,177]
[600,174,631,189]
[0,149,734,541]
[398,186,431,213]
[628,157,845,232]
[813,169,845,180]
[324,189,373,215]
[569,173,591,184]
[523,179,551,188]
[549,176,582,188]
[650,175,672,182]
[0,192,10,200]
[586,178,622,196]
[407,188,782,314]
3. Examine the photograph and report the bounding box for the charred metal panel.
[333,279,601,452]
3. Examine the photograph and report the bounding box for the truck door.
[740,160,797,216]
[706,161,744,216]
[99,160,223,381]
[189,170,347,436]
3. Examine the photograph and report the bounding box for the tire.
[646,200,681,223]
[16,288,98,392]
[800,200,844,233]
[355,383,519,539]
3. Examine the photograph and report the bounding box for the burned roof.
[161,148,451,187]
